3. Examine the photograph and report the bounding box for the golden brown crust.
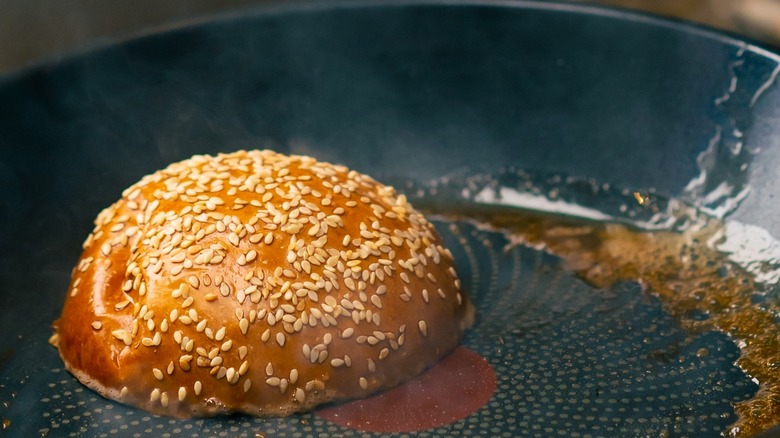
[54,150,473,417]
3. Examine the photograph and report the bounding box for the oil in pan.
[409,163,780,438]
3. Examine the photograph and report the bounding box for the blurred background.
[1,0,780,75]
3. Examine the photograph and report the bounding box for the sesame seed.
[111,329,132,346]
[91,321,102,330]
[178,387,187,401]
[226,367,236,383]
[187,276,200,288]
[418,320,428,337]
[179,355,192,371]
[359,377,368,390]
[160,392,169,407]
[178,283,190,297]
[153,368,164,381]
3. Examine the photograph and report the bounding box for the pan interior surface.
[2,1,780,437]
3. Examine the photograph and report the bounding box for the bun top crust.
[55,150,473,417]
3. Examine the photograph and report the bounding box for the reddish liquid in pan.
[316,347,496,433]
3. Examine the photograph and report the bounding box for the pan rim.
[1,0,779,85]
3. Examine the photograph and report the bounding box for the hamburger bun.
[53,149,473,417]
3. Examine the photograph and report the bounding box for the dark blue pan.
[2,1,780,436]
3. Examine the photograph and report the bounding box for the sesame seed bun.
[53,150,474,417]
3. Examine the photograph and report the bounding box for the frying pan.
[2,1,780,436]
